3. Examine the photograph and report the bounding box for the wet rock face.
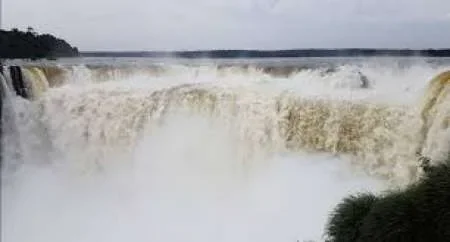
[0,65,4,98]
[0,66,4,164]
[357,71,369,89]
[325,159,450,242]
[9,66,28,99]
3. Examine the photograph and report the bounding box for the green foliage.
[326,159,450,242]
[326,193,379,242]
[357,189,423,242]
[0,27,79,59]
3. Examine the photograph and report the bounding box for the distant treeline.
[0,27,79,59]
[82,49,450,58]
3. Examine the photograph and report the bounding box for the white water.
[2,114,386,242]
[1,60,449,242]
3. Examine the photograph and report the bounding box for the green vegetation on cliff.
[0,27,79,59]
[326,156,450,242]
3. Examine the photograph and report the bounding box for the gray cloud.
[3,0,450,50]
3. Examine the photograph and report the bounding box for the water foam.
[1,60,450,242]
[35,80,421,183]
[1,114,385,242]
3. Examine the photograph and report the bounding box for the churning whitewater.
[1,59,450,242]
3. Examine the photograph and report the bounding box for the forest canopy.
[0,27,79,59]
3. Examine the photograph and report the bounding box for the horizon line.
[80,48,450,53]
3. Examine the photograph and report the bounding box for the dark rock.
[357,71,370,89]
[9,66,28,99]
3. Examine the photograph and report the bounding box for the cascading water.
[1,69,22,172]
[1,60,449,242]
[1,67,52,178]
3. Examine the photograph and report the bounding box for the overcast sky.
[3,0,450,51]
